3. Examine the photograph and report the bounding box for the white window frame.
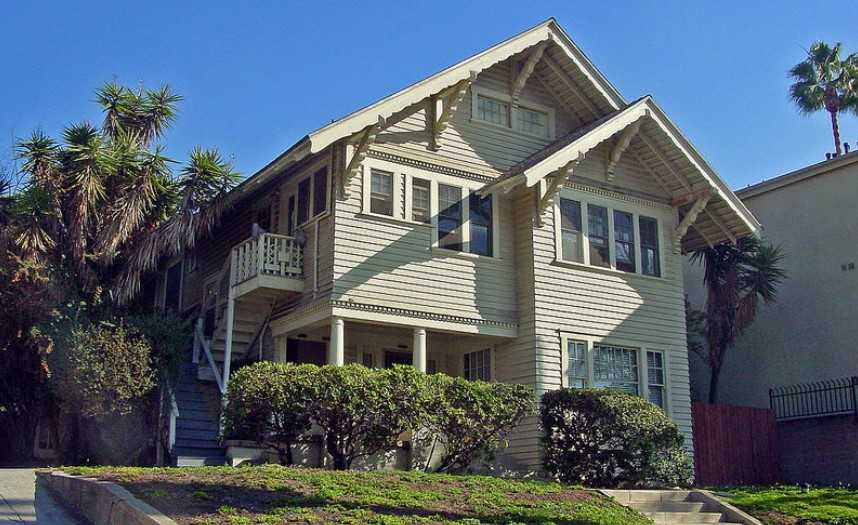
[559,333,671,414]
[470,86,556,140]
[553,189,666,280]
[463,348,493,381]
[362,164,402,220]
[282,162,331,231]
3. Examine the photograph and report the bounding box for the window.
[468,192,493,256]
[559,198,583,262]
[592,344,639,395]
[163,261,182,311]
[613,210,636,273]
[566,340,587,388]
[639,216,660,277]
[463,349,491,381]
[312,168,328,217]
[255,202,272,231]
[587,204,610,267]
[297,178,310,225]
[476,95,509,126]
[438,184,463,251]
[370,169,394,216]
[427,359,438,374]
[412,178,430,223]
[647,351,666,408]
[517,106,549,137]
[286,195,295,235]
[361,352,374,368]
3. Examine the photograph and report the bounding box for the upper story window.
[463,348,491,381]
[286,195,295,235]
[469,193,493,257]
[555,193,663,279]
[411,178,431,223]
[472,87,555,139]
[517,106,549,138]
[477,95,509,127]
[312,168,328,217]
[285,165,329,231]
[370,169,394,216]
[297,178,311,225]
[563,338,667,410]
[438,184,463,251]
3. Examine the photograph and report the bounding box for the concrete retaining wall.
[36,471,176,525]
[778,415,858,485]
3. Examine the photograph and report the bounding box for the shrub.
[51,321,157,417]
[311,364,428,470]
[540,388,693,487]
[420,375,533,473]
[224,362,317,465]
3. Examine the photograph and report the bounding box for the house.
[684,151,858,484]
[159,18,759,471]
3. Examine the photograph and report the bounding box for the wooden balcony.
[230,233,303,300]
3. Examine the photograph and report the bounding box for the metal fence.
[770,376,858,421]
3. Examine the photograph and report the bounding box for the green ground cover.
[61,465,650,525]
[725,485,858,524]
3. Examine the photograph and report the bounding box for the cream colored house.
[161,18,759,470]
[685,151,858,408]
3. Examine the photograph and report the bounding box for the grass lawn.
[61,465,648,525]
[724,485,858,525]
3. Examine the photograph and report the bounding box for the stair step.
[174,438,222,449]
[640,511,725,524]
[631,502,707,513]
[175,456,227,467]
[177,419,220,432]
[176,428,220,441]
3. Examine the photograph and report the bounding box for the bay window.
[438,184,463,251]
[562,337,668,410]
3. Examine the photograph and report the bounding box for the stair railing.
[193,255,232,395]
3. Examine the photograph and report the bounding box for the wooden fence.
[692,402,780,486]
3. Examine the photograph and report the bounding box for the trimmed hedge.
[540,388,693,488]
[224,362,533,471]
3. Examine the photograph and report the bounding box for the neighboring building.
[159,18,758,470]
[686,152,858,408]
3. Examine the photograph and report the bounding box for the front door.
[286,339,327,365]
[383,351,411,368]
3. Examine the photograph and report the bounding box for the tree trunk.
[830,110,842,156]
[708,365,721,404]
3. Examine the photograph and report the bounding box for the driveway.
[0,469,86,524]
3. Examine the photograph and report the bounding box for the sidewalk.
[0,469,85,524]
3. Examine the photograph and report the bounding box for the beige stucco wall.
[685,159,858,408]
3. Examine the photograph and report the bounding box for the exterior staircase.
[172,361,226,466]
[601,490,758,525]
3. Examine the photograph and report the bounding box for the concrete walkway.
[0,469,86,524]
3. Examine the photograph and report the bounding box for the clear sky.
[3,1,858,190]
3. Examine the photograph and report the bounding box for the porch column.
[329,317,345,366]
[413,328,427,372]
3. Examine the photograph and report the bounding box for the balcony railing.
[230,232,303,286]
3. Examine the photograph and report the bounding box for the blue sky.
[3,1,858,190]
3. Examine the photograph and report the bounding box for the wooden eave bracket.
[606,119,642,182]
[340,115,386,197]
[534,152,585,227]
[511,39,550,104]
[673,193,711,253]
[428,71,477,151]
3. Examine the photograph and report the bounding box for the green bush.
[420,375,533,473]
[540,388,693,488]
[52,321,157,417]
[224,362,317,465]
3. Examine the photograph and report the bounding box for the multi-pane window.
[297,178,311,225]
[468,193,493,256]
[639,216,661,277]
[438,184,463,251]
[370,169,394,216]
[412,178,431,223]
[517,106,549,137]
[647,351,666,408]
[463,349,491,381]
[613,210,636,273]
[567,340,588,389]
[587,205,610,267]
[476,95,509,127]
[592,344,639,395]
[559,198,583,262]
[312,168,327,217]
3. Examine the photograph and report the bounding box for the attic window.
[472,87,555,139]
[477,95,509,126]
[517,106,549,138]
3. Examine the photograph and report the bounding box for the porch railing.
[770,376,858,421]
[231,233,303,286]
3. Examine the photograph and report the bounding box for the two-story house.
[160,18,759,471]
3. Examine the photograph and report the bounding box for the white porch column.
[329,317,345,366]
[413,328,427,373]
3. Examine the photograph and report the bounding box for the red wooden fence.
[692,402,780,486]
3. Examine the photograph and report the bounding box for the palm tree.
[789,42,858,157]
[689,237,786,403]
[11,82,240,305]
